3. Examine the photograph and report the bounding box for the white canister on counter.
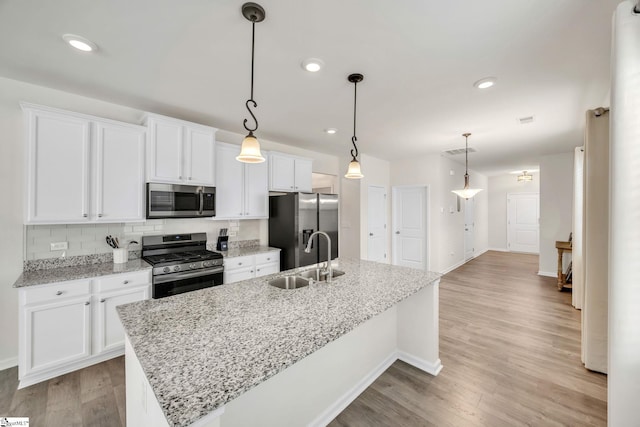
[113,248,128,264]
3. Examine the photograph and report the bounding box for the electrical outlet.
[50,241,68,251]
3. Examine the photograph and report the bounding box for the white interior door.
[367,186,387,263]
[507,193,540,253]
[464,198,475,261]
[392,186,427,270]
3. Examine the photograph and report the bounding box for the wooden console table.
[555,241,572,290]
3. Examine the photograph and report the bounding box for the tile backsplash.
[25,218,263,261]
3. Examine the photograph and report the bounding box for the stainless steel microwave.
[147,183,215,219]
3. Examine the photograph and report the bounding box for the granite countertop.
[117,258,441,427]
[205,244,281,258]
[13,259,152,288]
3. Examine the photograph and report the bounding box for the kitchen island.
[118,258,441,427]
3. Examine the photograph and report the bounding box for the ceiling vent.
[518,115,535,124]
[444,147,477,155]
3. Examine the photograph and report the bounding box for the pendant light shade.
[451,133,482,199]
[345,160,364,179]
[345,73,364,179]
[237,3,266,164]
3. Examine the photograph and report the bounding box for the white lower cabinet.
[18,270,151,388]
[223,251,280,284]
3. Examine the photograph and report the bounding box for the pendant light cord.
[244,20,258,133]
[350,80,359,161]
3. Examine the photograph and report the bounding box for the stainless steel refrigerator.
[268,192,339,271]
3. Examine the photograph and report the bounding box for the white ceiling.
[0,0,620,175]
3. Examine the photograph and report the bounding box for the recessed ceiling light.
[301,58,324,72]
[473,77,496,89]
[62,34,97,52]
[324,128,337,135]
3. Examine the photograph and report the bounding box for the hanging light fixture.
[345,73,364,179]
[517,171,533,182]
[237,2,266,163]
[451,133,482,199]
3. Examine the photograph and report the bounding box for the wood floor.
[0,251,606,426]
[330,251,607,426]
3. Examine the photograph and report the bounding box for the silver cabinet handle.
[179,176,183,180]
[369,233,373,236]
[123,280,130,284]
[257,269,260,272]
[239,212,243,216]
[98,214,103,217]
[100,299,106,303]
[245,212,249,215]
[395,231,400,234]
[84,301,90,306]
[266,258,270,261]
[83,214,88,218]
[238,262,242,265]
[56,291,63,296]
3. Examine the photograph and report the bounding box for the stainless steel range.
[142,233,224,299]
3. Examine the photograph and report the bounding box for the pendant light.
[345,73,364,179]
[517,171,533,182]
[237,2,266,163]
[451,133,482,199]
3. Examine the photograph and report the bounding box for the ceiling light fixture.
[325,128,337,135]
[302,58,324,72]
[62,34,97,52]
[473,77,496,89]
[236,2,266,163]
[517,171,533,182]
[345,73,364,179]
[451,133,482,199]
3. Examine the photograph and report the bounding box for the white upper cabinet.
[269,152,313,192]
[215,142,268,220]
[144,113,217,186]
[22,103,146,224]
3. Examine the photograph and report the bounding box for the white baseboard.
[309,352,397,427]
[487,247,509,252]
[473,248,489,258]
[538,271,556,277]
[440,259,465,275]
[0,356,18,371]
[397,351,443,376]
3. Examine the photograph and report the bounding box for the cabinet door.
[25,110,91,223]
[294,158,313,192]
[224,266,255,284]
[185,126,216,185]
[215,143,244,218]
[94,122,146,222]
[244,161,268,218]
[23,296,91,375]
[269,154,296,191]
[95,285,149,354]
[255,262,279,278]
[148,119,183,183]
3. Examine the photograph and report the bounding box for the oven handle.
[154,267,224,284]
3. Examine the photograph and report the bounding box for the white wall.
[539,153,574,275]
[358,154,391,262]
[0,76,340,369]
[390,154,488,274]
[488,172,540,251]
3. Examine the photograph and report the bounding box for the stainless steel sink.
[268,276,310,289]
[298,268,345,282]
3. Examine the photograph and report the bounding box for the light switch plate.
[50,241,68,251]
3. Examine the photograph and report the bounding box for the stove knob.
[173,266,181,272]
[163,267,170,273]
[189,263,197,269]
[203,261,212,267]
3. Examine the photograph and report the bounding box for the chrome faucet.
[304,231,333,282]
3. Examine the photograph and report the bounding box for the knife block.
[216,236,229,251]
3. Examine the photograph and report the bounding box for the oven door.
[152,267,223,299]
[147,183,216,219]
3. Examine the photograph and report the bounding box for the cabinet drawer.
[24,279,91,305]
[94,270,151,293]
[255,251,279,265]
[224,255,254,270]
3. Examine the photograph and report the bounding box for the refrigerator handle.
[302,229,315,249]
